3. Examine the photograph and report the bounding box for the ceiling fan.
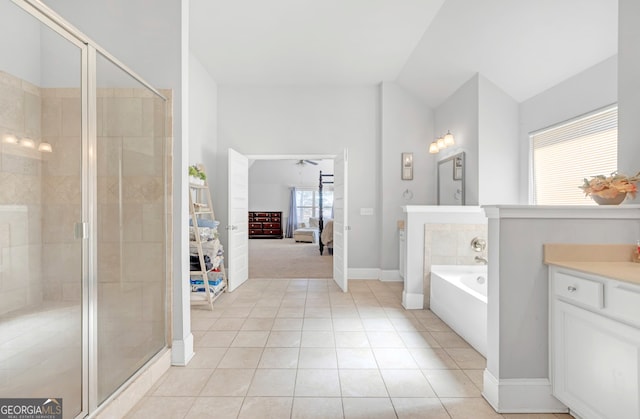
[295,159,319,166]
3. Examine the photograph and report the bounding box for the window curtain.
[285,187,298,238]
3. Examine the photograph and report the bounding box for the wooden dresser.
[248,211,283,239]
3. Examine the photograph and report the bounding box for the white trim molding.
[380,270,402,282]
[483,204,640,220]
[171,333,194,366]
[348,268,381,280]
[346,269,402,282]
[482,370,568,414]
[402,290,424,310]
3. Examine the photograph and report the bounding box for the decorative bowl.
[591,192,627,205]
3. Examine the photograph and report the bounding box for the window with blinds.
[531,106,618,205]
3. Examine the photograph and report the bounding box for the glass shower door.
[0,2,85,418]
[94,52,167,405]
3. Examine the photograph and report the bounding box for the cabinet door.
[553,300,640,419]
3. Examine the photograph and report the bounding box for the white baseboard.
[380,270,402,282]
[482,369,568,413]
[171,333,194,366]
[402,290,424,310]
[348,268,380,280]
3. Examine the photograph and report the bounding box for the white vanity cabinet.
[549,267,640,419]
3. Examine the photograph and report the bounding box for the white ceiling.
[190,0,618,107]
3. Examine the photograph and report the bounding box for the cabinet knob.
[567,285,577,292]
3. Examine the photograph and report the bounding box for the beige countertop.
[544,244,640,286]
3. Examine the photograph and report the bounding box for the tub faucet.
[474,255,488,265]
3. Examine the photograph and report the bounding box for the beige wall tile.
[0,83,24,131]
[123,242,164,280]
[42,204,81,244]
[61,97,81,137]
[56,88,80,98]
[0,71,22,89]
[43,136,81,177]
[24,92,41,138]
[104,97,143,137]
[0,287,27,316]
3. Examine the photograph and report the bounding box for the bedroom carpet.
[249,238,333,278]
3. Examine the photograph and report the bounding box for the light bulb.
[20,138,35,149]
[3,134,18,144]
[444,131,455,147]
[38,142,53,152]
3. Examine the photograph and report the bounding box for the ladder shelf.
[188,167,227,310]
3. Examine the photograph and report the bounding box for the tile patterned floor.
[126,279,574,419]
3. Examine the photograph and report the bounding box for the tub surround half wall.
[483,205,640,413]
[401,205,487,309]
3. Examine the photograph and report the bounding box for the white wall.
[380,82,435,272]
[217,86,380,270]
[42,0,181,90]
[435,75,480,205]
[189,52,218,185]
[618,0,640,177]
[248,159,334,221]
[0,2,41,86]
[478,75,519,205]
[518,56,618,203]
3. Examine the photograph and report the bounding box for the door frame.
[244,153,346,284]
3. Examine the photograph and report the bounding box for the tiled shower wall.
[422,223,488,308]
[0,71,43,315]
[41,87,83,302]
[0,70,173,321]
[95,87,169,322]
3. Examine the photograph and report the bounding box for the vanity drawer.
[607,285,640,327]
[555,272,603,309]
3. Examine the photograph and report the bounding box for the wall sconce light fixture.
[3,134,18,145]
[2,134,53,152]
[20,138,35,149]
[38,141,53,152]
[429,130,455,154]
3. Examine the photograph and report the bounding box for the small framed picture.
[453,155,463,180]
[401,152,413,180]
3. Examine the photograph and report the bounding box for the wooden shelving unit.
[189,168,227,309]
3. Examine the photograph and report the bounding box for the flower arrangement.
[579,171,640,199]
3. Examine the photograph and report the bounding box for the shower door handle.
[75,222,88,239]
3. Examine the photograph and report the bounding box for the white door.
[227,148,249,292]
[332,149,348,292]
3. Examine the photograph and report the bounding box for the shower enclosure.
[0,1,171,417]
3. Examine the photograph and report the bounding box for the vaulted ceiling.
[190,0,618,107]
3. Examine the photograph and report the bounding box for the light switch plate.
[360,208,374,216]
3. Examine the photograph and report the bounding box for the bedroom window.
[531,105,618,205]
[295,188,333,225]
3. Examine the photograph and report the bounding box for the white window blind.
[531,106,618,205]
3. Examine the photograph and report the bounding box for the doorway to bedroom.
[248,158,334,279]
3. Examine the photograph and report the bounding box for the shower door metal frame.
[11,1,170,417]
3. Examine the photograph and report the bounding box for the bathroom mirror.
[437,152,465,205]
